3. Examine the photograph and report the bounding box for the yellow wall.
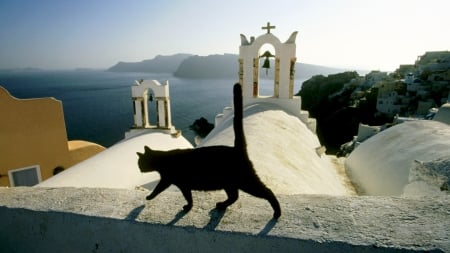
[67,140,105,167]
[0,86,104,186]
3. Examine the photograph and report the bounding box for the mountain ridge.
[108,53,192,73]
[108,53,348,79]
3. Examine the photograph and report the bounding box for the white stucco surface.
[200,103,353,196]
[38,102,352,196]
[1,187,448,252]
[345,120,450,196]
[434,102,450,125]
[37,131,193,189]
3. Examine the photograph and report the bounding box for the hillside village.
[297,51,450,154]
[359,51,449,117]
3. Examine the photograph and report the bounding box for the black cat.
[137,83,281,219]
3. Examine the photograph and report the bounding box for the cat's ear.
[137,152,144,157]
[144,146,152,153]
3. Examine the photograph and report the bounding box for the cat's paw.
[146,195,153,200]
[273,210,281,219]
[215,202,229,210]
[183,204,192,212]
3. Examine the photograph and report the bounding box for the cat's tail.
[233,83,246,149]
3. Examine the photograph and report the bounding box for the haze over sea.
[0,70,305,147]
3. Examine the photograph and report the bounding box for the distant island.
[107,53,347,79]
[0,67,43,73]
[108,53,192,73]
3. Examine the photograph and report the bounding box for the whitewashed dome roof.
[434,102,450,125]
[37,131,193,189]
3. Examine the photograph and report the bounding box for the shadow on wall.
[125,203,277,235]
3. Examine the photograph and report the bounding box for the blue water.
[0,70,304,147]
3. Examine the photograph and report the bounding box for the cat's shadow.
[257,218,278,236]
[203,208,226,231]
[166,208,226,231]
[199,208,278,234]
[166,209,189,226]
[125,205,145,221]
[130,205,277,235]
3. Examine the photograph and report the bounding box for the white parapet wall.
[1,187,448,252]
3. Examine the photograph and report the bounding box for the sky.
[0,0,448,71]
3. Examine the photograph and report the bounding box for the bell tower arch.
[125,79,181,140]
[237,23,316,133]
[239,22,298,101]
[131,79,172,129]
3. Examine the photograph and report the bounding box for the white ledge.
[0,187,448,252]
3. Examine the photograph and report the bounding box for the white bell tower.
[238,22,316,132]
[239,22,298,100]
[131,79,172,129]
[125,79,180,139]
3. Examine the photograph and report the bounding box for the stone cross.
[262,22,276,34]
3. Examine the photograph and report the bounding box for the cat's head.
[137,146,155,173]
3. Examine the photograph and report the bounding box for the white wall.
[1,187,448,253]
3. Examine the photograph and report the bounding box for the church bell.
[260,50,275,75]
[262,58,271,69]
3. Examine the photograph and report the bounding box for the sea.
[0,70,305,147]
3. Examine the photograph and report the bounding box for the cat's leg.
[180,188,193,212]
[146,179,171,200]
[266,191,281,219]
[216,188,238,210]
[242,183,281,219]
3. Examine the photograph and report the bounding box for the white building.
[39,79,193,189]
[38,23,352,196]
[364,71,388,87]
[376,91,402,115]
